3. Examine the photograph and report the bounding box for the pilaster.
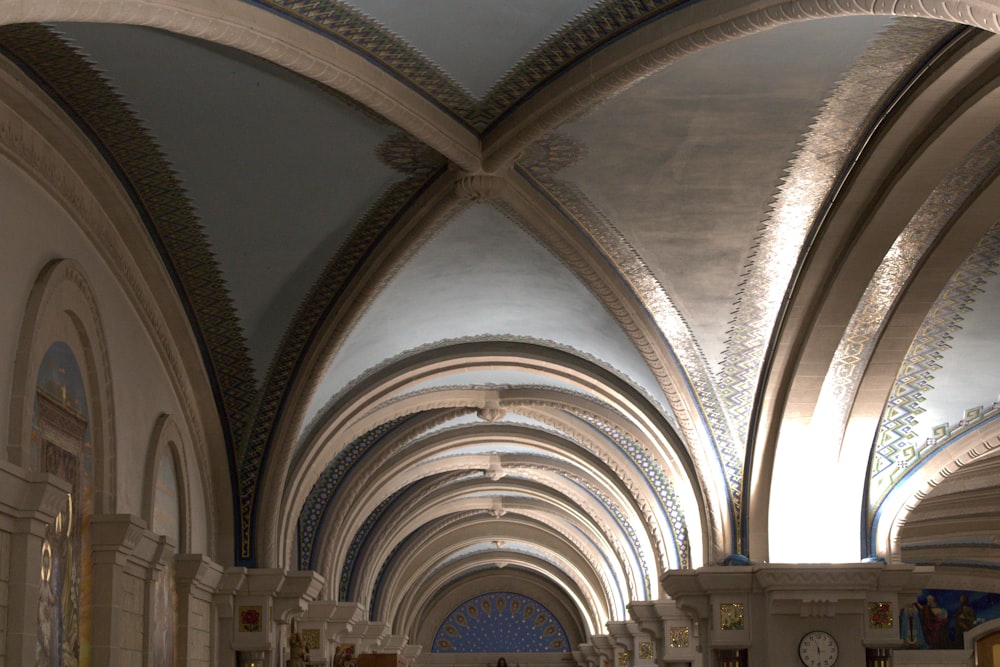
[89,513,163,667]
[629,599,698,666]
[175,553,224,667]
[221,567,324,665]
[0,462,70,667]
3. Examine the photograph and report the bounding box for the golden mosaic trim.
[869,601,893,629]
[720,602,745,631]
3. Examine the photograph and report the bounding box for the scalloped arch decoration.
[432,592,571,653]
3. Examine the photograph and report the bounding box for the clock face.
[798,630,838,667]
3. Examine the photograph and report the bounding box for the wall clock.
[798,630,838,666]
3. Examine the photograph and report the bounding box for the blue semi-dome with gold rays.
[432,592,570,653]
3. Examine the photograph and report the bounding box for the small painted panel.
[720,603,744,631]
[869,601,893,629]
[639,641,653,659]
[669,626,689,648]
[617,651,630,666]
[239,605,263,633]
[301,629,321,650]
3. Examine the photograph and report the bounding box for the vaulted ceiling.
[5,0,1000,645]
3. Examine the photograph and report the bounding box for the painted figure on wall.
[917,595,950,649]
[151,447,180,666]
[901,589,999,650]
[33,342,93,667]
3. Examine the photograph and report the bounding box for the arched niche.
[143,413,192,553]
[6,258,116,666]
[8,258,116,514]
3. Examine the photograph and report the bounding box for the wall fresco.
[33,341,93,667]
[900,589,1000,650]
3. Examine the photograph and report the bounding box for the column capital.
[175,553,224,597]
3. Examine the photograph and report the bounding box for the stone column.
[225,568,324,666]
[89,514,162,667]
[326,601,366,664]
[629,599,699,666]
[175,553,224,667]
[0,463,70,666]
[215,567,247,666]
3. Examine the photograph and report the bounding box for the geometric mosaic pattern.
[825,129,1000,491]
[569,473,652,599]
[338,488,404,601]
[432,592,571,653]
[0,25,451,566]
[297,416,412,570]
[244,162,443,563]
[518,21,957,558]
[867,220,1000,544]
[527,170,735,544]
[571,411,690,569]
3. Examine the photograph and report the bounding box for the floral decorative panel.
[239,605,262,633]
[720,603,745,631]
[869,601,893,629]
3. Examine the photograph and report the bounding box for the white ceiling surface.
[910,263,1000,438]
[301,204,671,433]
[54,23,400,380]
[559,16,894,368]
[344,0,600,98]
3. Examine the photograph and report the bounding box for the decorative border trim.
[0,24,254,455]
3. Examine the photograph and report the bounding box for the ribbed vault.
[5,0,1000,658]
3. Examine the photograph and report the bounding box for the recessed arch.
[266,341,709,569]
[876,417,1000,562]
[143,413,193,553]
[407,570,588,654]
[8,258,117,513]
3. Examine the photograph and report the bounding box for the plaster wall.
[895,650,971,665]
[118,571,145,665]
[0,529,9,665]
[0,151,213,553]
